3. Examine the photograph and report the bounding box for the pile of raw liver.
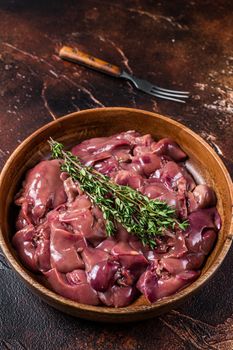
[13,131,221,307]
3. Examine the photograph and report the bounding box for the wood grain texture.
[0,0,232,348]
[59,46,122,77]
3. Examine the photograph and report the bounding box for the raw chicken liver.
[13,131,220,307]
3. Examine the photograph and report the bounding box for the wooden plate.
[0,107,232,322]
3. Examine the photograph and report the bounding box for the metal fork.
[59,46,190,103]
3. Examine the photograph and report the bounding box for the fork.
[59,46,190,103]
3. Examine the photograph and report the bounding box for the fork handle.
[59,46,121,77]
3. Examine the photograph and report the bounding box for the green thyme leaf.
[48,138,189,248]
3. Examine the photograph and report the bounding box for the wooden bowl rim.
[0,107,232,316]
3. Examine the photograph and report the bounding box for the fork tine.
[152,86,190,94]
[151,89,189,99]
[148,90,186,103]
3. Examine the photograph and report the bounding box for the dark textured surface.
[0,1,233,349]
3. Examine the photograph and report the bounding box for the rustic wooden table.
[0,1,232,349]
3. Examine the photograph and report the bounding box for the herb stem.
[49,138,188,247]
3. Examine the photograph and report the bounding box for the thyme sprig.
[49,139,188,248]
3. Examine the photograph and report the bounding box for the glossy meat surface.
[13,131,221,307]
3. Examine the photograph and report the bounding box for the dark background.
[0,1,233,349]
